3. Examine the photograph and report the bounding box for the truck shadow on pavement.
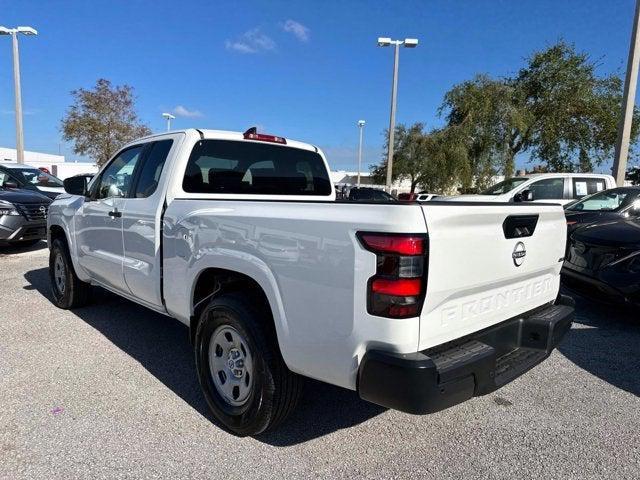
[24,267,385,446]
[557,291,640,397]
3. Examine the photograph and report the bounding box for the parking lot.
[0,243,638,479]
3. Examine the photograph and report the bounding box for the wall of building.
[0,147,98,179]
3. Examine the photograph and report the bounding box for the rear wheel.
[49,238,91,309]
[194,293,302,436]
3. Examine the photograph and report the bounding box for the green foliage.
[61,79,152,166]
[371,41,636,193]
[627,166,640,185]
[372,123,429,192]
[440,41,639,175]
[371,123,468,194]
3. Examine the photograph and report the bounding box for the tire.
[49,238,91,309]
[194,293,302,436]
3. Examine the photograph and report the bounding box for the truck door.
[75,145,146,293]
[121,136,179,308]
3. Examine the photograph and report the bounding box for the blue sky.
[0,0,637,172]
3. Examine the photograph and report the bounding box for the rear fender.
[185,252,292,364]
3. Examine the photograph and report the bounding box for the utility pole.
[613,0,640,186]
[357,120,365,186]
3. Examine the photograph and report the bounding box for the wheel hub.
[54,253,66,294]
[208,325,254,406]
[227,348,245,378]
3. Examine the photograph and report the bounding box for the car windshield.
[7,167,64,188]
[480,178,529,195]
[565,188,638,212]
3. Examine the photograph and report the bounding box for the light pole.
[0,26,38,164]
[162,113,176,131]
[357,120,365,186]
[377,37,418,192]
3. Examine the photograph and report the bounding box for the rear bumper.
[357,295,574,414]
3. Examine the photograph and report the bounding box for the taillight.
[243,126,287,144]
[358,232,428,319]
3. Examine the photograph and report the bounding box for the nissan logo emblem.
[512,242,526,267]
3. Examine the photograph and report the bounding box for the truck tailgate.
[419,203,566,350]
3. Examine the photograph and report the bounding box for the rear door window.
[572,177,606,199]
[182,140,331,195]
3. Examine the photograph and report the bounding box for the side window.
[132,140,173,198]
[572,178,606,199]
[94,145,145,200]
[527,178,565,200]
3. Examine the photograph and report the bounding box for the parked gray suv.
[0,187,51,247]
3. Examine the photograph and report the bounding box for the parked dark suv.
[0,187,51,247]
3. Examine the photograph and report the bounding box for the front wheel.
[49,238,91,309]
[194,293,302,436]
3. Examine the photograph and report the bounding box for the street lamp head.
[377,37,392,47]
[16,26,37,35]
[162,113,176,120]
[358,120,366,127]
[0,26,12,35]
[403,38,419,48]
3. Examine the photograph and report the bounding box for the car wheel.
[49,238,91,309]
[194,293,302,436]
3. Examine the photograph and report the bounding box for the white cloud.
[282,19,310,42]
[225,28,276,54]
[172,105,203,118]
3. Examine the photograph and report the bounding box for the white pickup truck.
[48,128,574,436]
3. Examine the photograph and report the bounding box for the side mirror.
[63,176,90,196]
[514,189,534,202]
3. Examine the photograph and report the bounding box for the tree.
[440,75,525,181]
[372,123,430,193]
[627,166,640,185]
[419,128,469,193]
[440,41,640,175]
[61,79,151,166]
[371,123,467,194]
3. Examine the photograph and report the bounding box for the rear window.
[182,140,331,196]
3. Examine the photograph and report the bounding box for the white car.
[0,162,65,199]
[444,173,616,205]
[47,128,574,436]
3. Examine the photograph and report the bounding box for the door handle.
[108,209,122,219]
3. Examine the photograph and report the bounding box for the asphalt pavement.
[1,243,639,479]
